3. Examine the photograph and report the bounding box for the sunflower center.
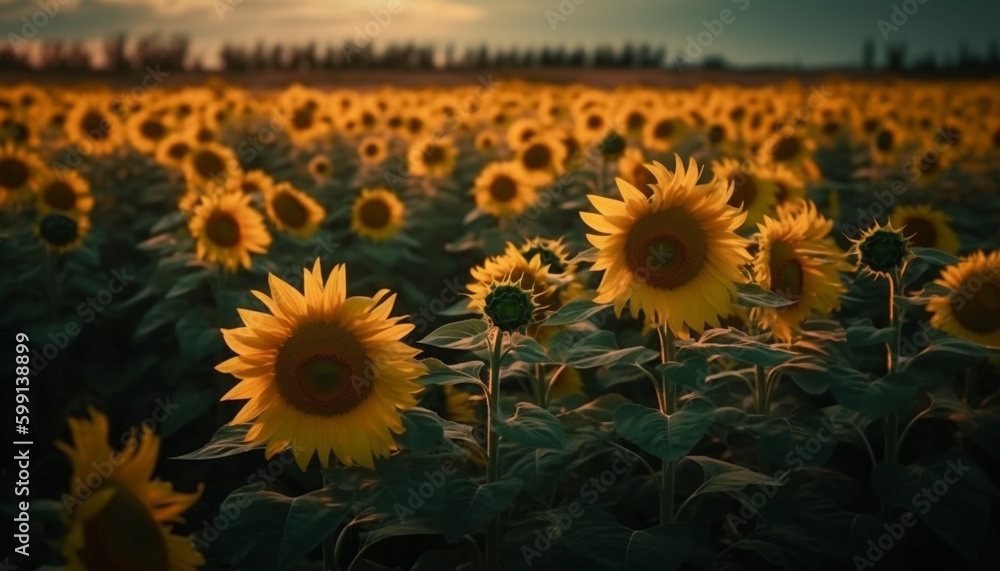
[823,121,840,135]
[39,213,79,246]
[408,117,423,134]
[0,158,29,189]
[423,145,445,165]
[81,111,106,140]
[313,160,329,174]
[771,135,801,162]
[140,119,166,140]
[273,192,309,228]
[274,322,372,416]
[292,108,314,130]
[77,486,170,571]
[952,282,1000,334]
[167,141,189,160]
[489,175,518,202]
[359,198,391,229]
[901,216,937,248]
[365,143,379,157]
[653,119,674,140]
[626,111,645,130]
[708,125,726,144]
[875,129,894,152]
[863,118,879,134]
[193,149,226,179]
[205,211,241,247]
[43,181,76,211]
[727,172,757,209]
[241,181,260,194]
[992,127,1000,149]
[521,144,552,170]
[586,115,603,130]
[769,242,804,300]
[625,207,708,290]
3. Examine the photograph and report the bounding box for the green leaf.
[772,357,835,395]
[158,384,215,438]
[844,319,896,347]
[540,299,610,327]
[682,328,796,367]
[439,479,523,543]
[871,456,990,561]
[419,319,490,350]
[221,485,353,571]
[418,358,486,390]
[176,312,221,362]
[495,402,566,450]
[508,334,554,364]
[830,372,917,417]
[173,424,260,460]
[563,515,693,571]
[613,398,715,462]
[736,283,798,308]
[683,456,779,501]
[910,246,960,266]
[397,408,447,453]
[657,358,709,391]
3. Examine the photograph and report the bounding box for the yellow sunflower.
[889,204,961,255]
[65,97,125,156]
[264,182,325,238]
[506,118,543,151]
[350,188,405,242]
[642,111,688,152]
[617,148,656,197]
[126,108,175,155]
[237,169,276,196]
[751,200,849,342]
[927,250,1000,347]
[217,260,427,470]
[183,142,242,191]
[0,143,45,207]
[443,385,482,426]
[155,132,194,170]
[710,157,780,233]
[57,409,204,571]
[516,136,567,186]
[474,131,499,152]
[519,236,578,281]
[35,170,94,215]
[357,136,387,166]
[473,161,536,217]
[189,192,271,271]
[549,366,586,400]
[581,155,752,336]
[35,212,90,254]
[407,137,457,178]
[308,155,333,181]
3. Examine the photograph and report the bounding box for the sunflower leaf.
[736,283,798,308]
[613,398,716,462]
[418,358,486,390]
[830,371,916,417]
[541,298,611,327]
[562,513,693,571]
[495,402,566,450]
[910,247,960,266]
[419,319,490,350]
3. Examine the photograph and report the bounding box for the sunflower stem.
[485,328,505,570]
[532,364,544,407]
[657,325,678,524]
[884,267,904,464]
[753,365,768,415]
[322,470,342,571]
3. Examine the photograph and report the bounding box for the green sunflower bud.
[858,228,909,274]
[598,131,626,160]
[484,284,536,333]
[39,213,80,247]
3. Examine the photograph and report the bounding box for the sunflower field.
[2,77,1000,571]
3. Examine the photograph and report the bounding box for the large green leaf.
[220,485,353,571]
[613,398,715,462]
[397,408,447,453]
[681,328,796,367]
[419,319,490,350]
[563,515,693,571]
[418,358,486,391]
[736,283,798,308]
[495,402,566,450]
[540,299,610,326]
[683,456,778,501]
[830,372,916,418]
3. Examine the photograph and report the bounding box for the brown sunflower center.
[292,108,314,130]
[43,181,76,211]
[626,111,645,130]
[205,211,241,247]
[625,207,708,290]
[727,172,757,209]
[0,158,29,189]
[875,129,895,152]
[81,110,107,140]
[274,321,372,416]
[364,143,379,157]
[167,141,189,160]
[423,145,445,165]
[273,192,309,228]
[951,281,1000,334]
[241,181,260,194]
[489,175,518,202]
[359,198,391,229]
[521,143,552,171]
[708,124,726,144]
[193,149,226,179]
[653,119,674,140]
[586,115,603,130]
[313,159,330,174]
[77,486,170,571]
[771,135,802,162]
[901,216,937,248]
[140,119,166,140]
[768,242,804,300]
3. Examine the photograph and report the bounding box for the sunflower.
[617,148,656,197]
[549,366,586,400]
[889,204,961,255]
[475,130,499,152]
[581,155,752,336]
[357,136,387,166]
[351,188,405,242]
[516,137,567,186]
[0,143,45,207]
[155,132,193,170]
[35,170,94,215]
[642,111,688,152]
[407,137,456,178]
[65,97,124,156]
[183,142,241,191]
[237,169,276,196]
[519,236,577,281]
[35,212,90,254]
[751,200,849,342]
[264,182,326,238]
[506,118,542,151]
[927,250,1000,347]
[710,157,780,233]
[443,385,482,426]
[757,130,820,180]
[57,409,204,571]
[473,161,536,217]
[468,244,562,331]
[189,192,271,271]
[574,106,610,145]
[217,260,426,469]
[848,222,912,279]
[308,154,333,181]
[126,108,175,155]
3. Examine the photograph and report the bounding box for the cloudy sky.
[1,0,995,68]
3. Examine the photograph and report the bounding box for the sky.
[0,0,996,69]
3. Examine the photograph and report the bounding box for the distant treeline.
[1,34,999,74]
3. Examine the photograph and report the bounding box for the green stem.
[753,365,767,415]
[485,329,504,570]
[532,364,544,407]
[322,471,341,571]
[542,364,566,410]
[884,267,904,464]
[657,325,677,525]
